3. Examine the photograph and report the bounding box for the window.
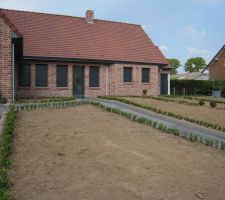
[89,66,99,87]
[36,64,48,87]
[18,64,31,87]
[124,67,132,82]
[142,68,150,83]
[57,65,68,87]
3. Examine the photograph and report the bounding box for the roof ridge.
[0,7,140,27]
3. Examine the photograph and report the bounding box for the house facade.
[0,9,171,101]
[203,45,225,80]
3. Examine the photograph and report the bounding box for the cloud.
[193,0,224,4]
[183,26,207,39]
[186,47,213,62]
[159,45,168,55]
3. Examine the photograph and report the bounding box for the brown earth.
[125,97,225,127]
[10,105,225,200]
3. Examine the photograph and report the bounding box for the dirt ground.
[10,105,225,200]
[125,97,225,127]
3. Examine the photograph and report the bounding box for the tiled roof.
[0,8,168,65]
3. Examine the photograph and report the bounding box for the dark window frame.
[89,66,100,87]
[56,65,68,87]
[18,64,31,87]
[35,64,48,87]
[142,68,150,83]
[123,67,132,82]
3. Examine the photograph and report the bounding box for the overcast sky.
[1,0,224,73]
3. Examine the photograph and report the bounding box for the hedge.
[170,80,225,96]
[0,108,16,200]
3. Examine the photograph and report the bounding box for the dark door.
[160,74,168,95]
[73,65,84,97]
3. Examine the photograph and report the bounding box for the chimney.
[86,10,94,24]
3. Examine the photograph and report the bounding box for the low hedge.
[99,96,225,133]
[0,108,16,200]
[127,95,200,106]
[15,96,76,104]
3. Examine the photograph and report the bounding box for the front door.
[160,74,168,95]
[73,65,84,97]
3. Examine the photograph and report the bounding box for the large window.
[142,68,150,83]
[36,64,48,87]
[123,67,132,82]
[18,64,31,87]
[57,65,68,87]
[89,66,99,87]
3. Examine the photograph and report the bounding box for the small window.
[36,64,48,87]
[57,65,68,87]
[89,66,99,87]
[124,67,132,82]
[18,64,31,87]
[142,68,150,83]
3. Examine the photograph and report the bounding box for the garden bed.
[9,105,225,200]
[123,97,225,128]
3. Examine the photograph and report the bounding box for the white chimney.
[86,10,94,24]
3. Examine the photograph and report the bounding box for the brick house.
[203,44,225,80]
[0,8,171,101]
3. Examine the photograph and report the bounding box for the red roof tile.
[0,8,168,65]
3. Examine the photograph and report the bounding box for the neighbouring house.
[0,8,171,101]
[202,44,225,80]
[171,72,209,80]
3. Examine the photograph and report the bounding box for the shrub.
[142,89,147,95]
[210,100,217,108]
[199,99,205,106]
[0,96,8,104]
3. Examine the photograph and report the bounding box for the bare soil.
[10,105,225,200]
[125,97,225,127]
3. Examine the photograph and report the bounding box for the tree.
[184,57,207,72]
[167,58,181,75]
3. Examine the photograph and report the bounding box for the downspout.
[168,73,170,95]
[105,66,108,96]
[12,42,15,102]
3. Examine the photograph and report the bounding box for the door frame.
[73,65,84,97]
[160,73,169,95]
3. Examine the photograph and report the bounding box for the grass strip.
[98,96,225,133]
[0,108,16,200]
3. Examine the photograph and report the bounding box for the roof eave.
[22,56,169,66]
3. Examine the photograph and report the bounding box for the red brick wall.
[16,62,160,98]
[0,18,13,101]
[209,49,225,80]
[109,63,160,96]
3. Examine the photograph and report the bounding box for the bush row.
[127,95,200,106]
[15,96,76,104]
[99,96,225,132]
[0,108,16,200]
[90,101,225,151]
[13,100,86,111]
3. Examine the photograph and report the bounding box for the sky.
[0,0,225,73]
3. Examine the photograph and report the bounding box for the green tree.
[167,58,181,75]
[184,57,207,72]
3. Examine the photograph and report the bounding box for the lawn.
[123,97,225,128]
[9,105,225,200]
